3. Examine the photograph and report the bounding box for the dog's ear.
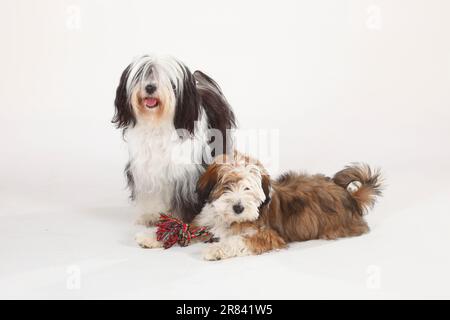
[196,163,220,206]
[193,70,225,95]
[173,64,200,135]
[112,64,136,130]
[194,70,236,155]
[260,174,272,209]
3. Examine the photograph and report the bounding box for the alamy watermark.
[366,265,381,289]
[170,127,280,171]
[66,5,82,31]
[66,265,81,290]
[366,5,383,31]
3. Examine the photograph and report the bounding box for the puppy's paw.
[203,245,228,261]
[135,231,163,249]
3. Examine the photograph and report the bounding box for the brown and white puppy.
[194,153,383,260]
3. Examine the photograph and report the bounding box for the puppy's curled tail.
[333,163,383,215]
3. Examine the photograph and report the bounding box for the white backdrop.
[1,0,449,299]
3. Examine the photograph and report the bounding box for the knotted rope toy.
[156,214,214,249]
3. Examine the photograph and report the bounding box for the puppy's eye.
[244,187,250,191]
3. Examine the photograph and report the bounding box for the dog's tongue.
[144,98,158,107]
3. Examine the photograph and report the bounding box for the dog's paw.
[135,231,163,249]
[203,245,228,261]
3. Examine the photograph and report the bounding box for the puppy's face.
[196,163,271,227]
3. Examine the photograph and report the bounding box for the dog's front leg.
[134,194,170,227]
[203,236,251,261]
[135,213,160,227]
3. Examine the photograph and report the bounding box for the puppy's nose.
[232,204,244,214]
[145,84,157,95]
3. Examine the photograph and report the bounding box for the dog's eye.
[244,187,250,191]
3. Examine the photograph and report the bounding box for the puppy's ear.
[196,164,220,206]
[112,64,136,130]
[260,174,272,209]
[173,64,200,135]
[194,70,236,155]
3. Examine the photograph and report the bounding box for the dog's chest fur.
[125,122,208,217]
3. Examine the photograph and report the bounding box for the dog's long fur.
[113,55,236,224]
[193,153,383,260]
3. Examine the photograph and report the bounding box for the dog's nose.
[232,204,244,214]
[145,84,157,95]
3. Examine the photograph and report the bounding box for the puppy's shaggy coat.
[193,153,383,260]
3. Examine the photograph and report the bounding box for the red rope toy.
[156,214,213,249]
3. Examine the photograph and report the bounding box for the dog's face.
[196,162,272,227]
[113,55,200,133]
[129,62,175,125]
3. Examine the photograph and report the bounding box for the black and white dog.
[113,54,236,226]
